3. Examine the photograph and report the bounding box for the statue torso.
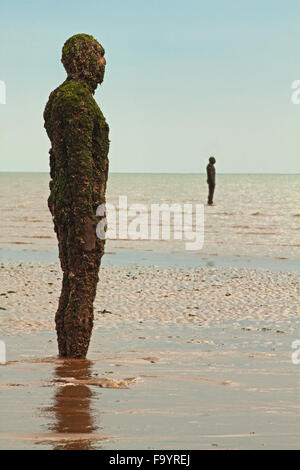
[44,80,109,217]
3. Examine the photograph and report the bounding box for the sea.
[0,172,299,271]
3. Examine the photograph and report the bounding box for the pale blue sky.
[0,0,299,173]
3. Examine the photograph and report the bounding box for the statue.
[206,156,216,205]
[44,34,109,358]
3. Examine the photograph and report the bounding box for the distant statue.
[44,34,110,358]
[206,156,216,205]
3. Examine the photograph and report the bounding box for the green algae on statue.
[44,34,109,358]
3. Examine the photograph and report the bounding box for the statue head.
[209,156,216,164]
[61,34,106,91]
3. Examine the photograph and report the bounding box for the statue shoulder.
[45,81,97,123]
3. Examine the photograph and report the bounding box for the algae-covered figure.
[44,34,109,358]
[206,156,216,205]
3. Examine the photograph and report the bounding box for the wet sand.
[0,262,299,449]
[1,325,300,449]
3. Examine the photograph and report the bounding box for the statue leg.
[208,184,215,205]
[62,230,105,359]
[55,220,70,357]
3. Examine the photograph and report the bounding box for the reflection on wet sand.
[44,359,102,450]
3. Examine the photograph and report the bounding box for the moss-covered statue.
[44,34,109,358]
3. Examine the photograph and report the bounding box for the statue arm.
[44,93,56,215]
[206,165,215,185]
[63,100,95,220]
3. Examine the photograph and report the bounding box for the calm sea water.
[0,172,299,260]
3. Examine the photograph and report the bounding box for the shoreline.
[0,248,299,273]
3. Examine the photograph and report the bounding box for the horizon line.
[0,171,299,176]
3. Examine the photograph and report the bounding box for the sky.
[0,0,299,173]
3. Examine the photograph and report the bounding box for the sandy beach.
[1,260,299,449]
[1,261,299,333]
